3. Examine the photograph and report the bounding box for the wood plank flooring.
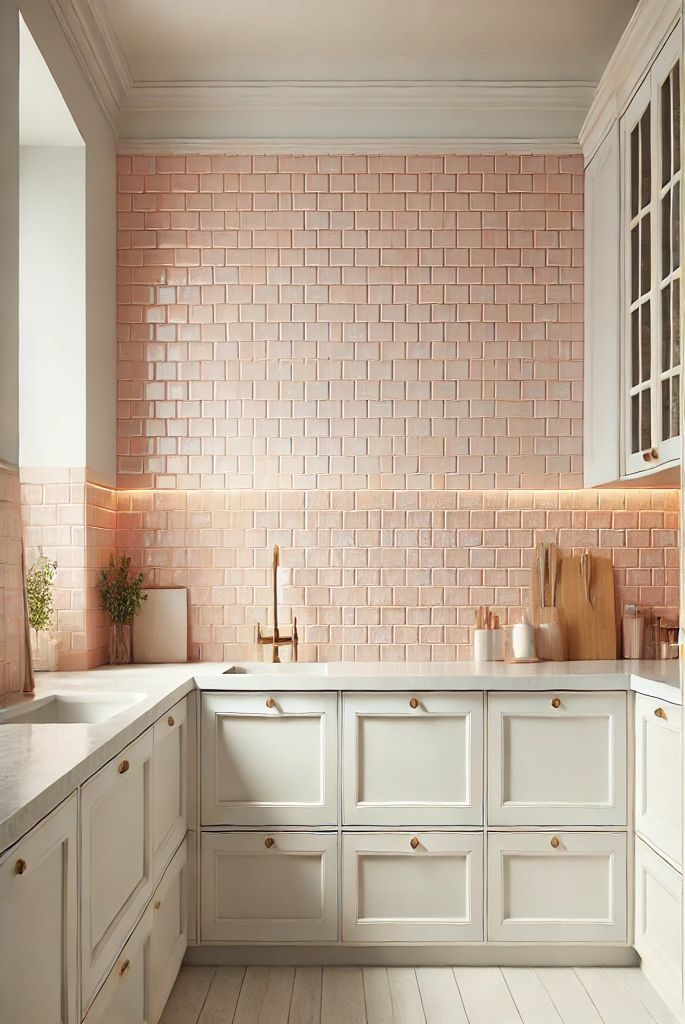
[160,966,680,1024]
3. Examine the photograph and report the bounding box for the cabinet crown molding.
[580,0,681,162]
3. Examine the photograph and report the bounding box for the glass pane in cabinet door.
[631,226,639,301]
[641,299,651,384]
[632,309,640,386]
[662,192,672,274]
[662,283,672,371]
[673,64,681,174]
[672,373,680,439]
[631,124,640,217]
[631,393,640,454]
[672,181,680,271]
[641,389,652,451]
[662,74,672,186]
[640,108,651,207]
[662,379,672,439]
[674,282,681,365]
[641,213,651,294]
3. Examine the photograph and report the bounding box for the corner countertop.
[0,658,680,854]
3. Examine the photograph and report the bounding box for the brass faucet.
[257,544,298,663]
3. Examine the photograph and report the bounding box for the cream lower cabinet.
[201,692,337,826]
[634,837,683,1006]
[153,698,188,881]
[0,793,78,1024]
[81,729,154,1012]
[635,694,682,866]
[83,904,153,1024]
[488,692,627,826]
[488,832,627,943]
[200,831,338,942]
[151,840,188,1024]
[343,692,483,826]
[342,832,484,942]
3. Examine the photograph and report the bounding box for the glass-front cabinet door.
[623,26,681,476]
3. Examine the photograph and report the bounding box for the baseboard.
[184,944,639,968]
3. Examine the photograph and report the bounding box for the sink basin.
[223,663,329,676]
[0,693,145,725]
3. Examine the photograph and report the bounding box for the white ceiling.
[20,16,83,147]
[105,0,639,84]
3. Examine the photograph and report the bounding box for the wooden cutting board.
[133,588,188,663]
[555,555,617,660]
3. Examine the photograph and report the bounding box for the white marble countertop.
[0,658,679,854]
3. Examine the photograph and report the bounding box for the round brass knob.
[655,707,667,719]
[154,900,161,910]
[117,759,130,774]
[14,859,27,876]
[551,697,561,709]
[168,716,175,727]
[409,697,419,709]
[264,836,275,849]
[643,448,659,462]
[410,836,420,850]
[265,697,276,709]
[551,836,561,849]
[119,959,130,977]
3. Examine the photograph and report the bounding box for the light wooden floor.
[160,965,680,1024]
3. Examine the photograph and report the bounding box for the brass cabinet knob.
[551,697,561,709]
[154,900,161,910]
[409,697,419,709]
[410,836,420,850]
[14,859,27,876]
[168,716,175,727]
[642,448,659,462]
[265,697,276,709]
[655,707,667,719]
[119,959,130,977]
[550,836,561,849]
[264,836,275,849]
[118,759,130,774]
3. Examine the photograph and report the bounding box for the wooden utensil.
[537,542,547,609]
[580,548,594,607]
[548,543,558,608]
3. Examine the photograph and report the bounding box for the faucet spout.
[257,544,298,662]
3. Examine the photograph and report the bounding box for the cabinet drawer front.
[84,904,153,1024]
[343,692,483,826]
[635,694,682,865]
[487,832,627,943]
[81,730,154,1012]
[151,839,188,1024]
[634,837,683,1004]
[342,832,483,942]
[488,692,626,825]
[200,831,338,942]
[202,692,337,826]
[0,793,78,1024]
[153,697,188,881]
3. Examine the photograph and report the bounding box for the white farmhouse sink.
[0,692,145,725]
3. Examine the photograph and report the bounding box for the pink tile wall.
[116,154,584,491]
[0,464,26,694]
[116,488,679,663]
[21,469,116,670]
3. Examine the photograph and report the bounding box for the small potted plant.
[98,555,147,664]
[26,548,60,671]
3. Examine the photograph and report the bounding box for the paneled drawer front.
[153,697,188,881]
[83,903,153,1024]
[202,692,337,826]
[635,694,682,866]
[342,832,484,942]
[0,793,78,1024]
[151,839,188,1024]
[634,838,683,1005]
[343,692,483,826]
[81,729,154,1012]
[200,831,338,942]
[488,692,627,826]
[488,832,627,943]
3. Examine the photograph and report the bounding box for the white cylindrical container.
[473,629,492,662]
[490,628,504,662]
[511,621,535,661]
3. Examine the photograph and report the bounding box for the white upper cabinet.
[582,8,682,485]
[584,123,621,488]
[622,26,682,477]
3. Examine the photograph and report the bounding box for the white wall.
[0,1,117,483]
[19,145,86,468]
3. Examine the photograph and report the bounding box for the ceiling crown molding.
[117,136,583,156]
[580,0,681,161]
[50,0,131,129]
